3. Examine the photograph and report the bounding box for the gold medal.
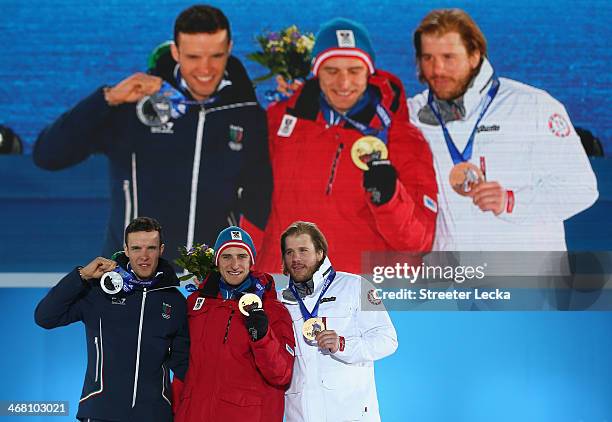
[238,293,262,316]
[449,162,484,196]
[350,136,388,171]
[302,317,326,341]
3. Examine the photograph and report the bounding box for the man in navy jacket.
[35,217,189,422]
[33,5,272,264]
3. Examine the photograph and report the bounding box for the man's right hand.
[80,257,117,281]
[104,72,163,106]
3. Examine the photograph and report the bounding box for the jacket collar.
[114,253,179,289]
[286,69,403,129]
[461,58,496,119]
[199,270,274,299]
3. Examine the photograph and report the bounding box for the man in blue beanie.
[173,226,295,422]
[258,18,438,274]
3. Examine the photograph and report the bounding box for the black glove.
[363,160,397,205]
[244,307,269,342]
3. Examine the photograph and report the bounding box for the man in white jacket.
[407,9,598,251]
[278,221,398,422]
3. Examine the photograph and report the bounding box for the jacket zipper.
[122,180,132,229]
[223,309,235,343]
[325,142,344,195]
[94,336,100,382]
[132,288,147,408]
[186,109,206,251]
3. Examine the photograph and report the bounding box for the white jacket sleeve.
[498,95,598,224]
[332,279,398,365]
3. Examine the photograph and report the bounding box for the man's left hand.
[363,160,397,206]
[244,307,269,342]
[471,181,507,215]
[315,330,340,353]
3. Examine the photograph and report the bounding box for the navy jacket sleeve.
[167,298,190,382]
[33,87,116,170]
[34,268,89,329]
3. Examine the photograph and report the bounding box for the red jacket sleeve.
[367,99,438,252]
[249,296,295,387]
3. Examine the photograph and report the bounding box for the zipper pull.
[223,309,235,343]
[325,142,344,195]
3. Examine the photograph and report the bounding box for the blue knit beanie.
[311,18,376,76]
[214,226,256,266]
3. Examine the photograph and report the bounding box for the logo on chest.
[228,124,245,151]
[150,121,175,134]
[162,302,172,319]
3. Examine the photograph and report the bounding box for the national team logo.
[231,230,242,240]
[277,114,297,137]
[161,302,172,319]
[336,29,355,47]
[228,124,244,151]
[548,113,571,138]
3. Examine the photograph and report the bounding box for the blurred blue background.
[1,0,611,421]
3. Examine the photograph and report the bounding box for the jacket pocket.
[80,320,104,402]
[321,367,370,421]
[217,387,262,422]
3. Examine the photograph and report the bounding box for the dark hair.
[280,221,328,258]
[413,9,487,82]
[124,217,163,245]
[174,5,231,45]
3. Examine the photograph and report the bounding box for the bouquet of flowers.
[247,25,315,101]
[175,243,216,290]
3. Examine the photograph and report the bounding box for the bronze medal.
[449,162,484,196]
[350,136,389,171]
[302,317,326,341]
[238,293,262,316]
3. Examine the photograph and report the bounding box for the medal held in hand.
[351,136,389,171]
[302,317,326,341]
[239,293,263,316]
[100,271,124,295]
[136,91,173,127]
[449,162,485,196]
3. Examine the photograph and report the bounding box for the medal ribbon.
[114,264,162,293]
[427,76,500,165]
[320,88,392,144]
[288,267,336,320]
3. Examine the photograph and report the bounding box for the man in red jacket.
[257,18,438,274]
[173,226,295,422]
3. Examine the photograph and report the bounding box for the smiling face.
[418,31,481,101]
[171,30,232,101]
[318,56,369,114]
[282,233,324,283]
[124,230,164,279]
[218,246,251,286]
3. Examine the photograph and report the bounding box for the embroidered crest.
[228,124,245,151]
[548,113,571,138]
[277,114,297,137]
[162,302,172,319]
[336,29,355,47]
